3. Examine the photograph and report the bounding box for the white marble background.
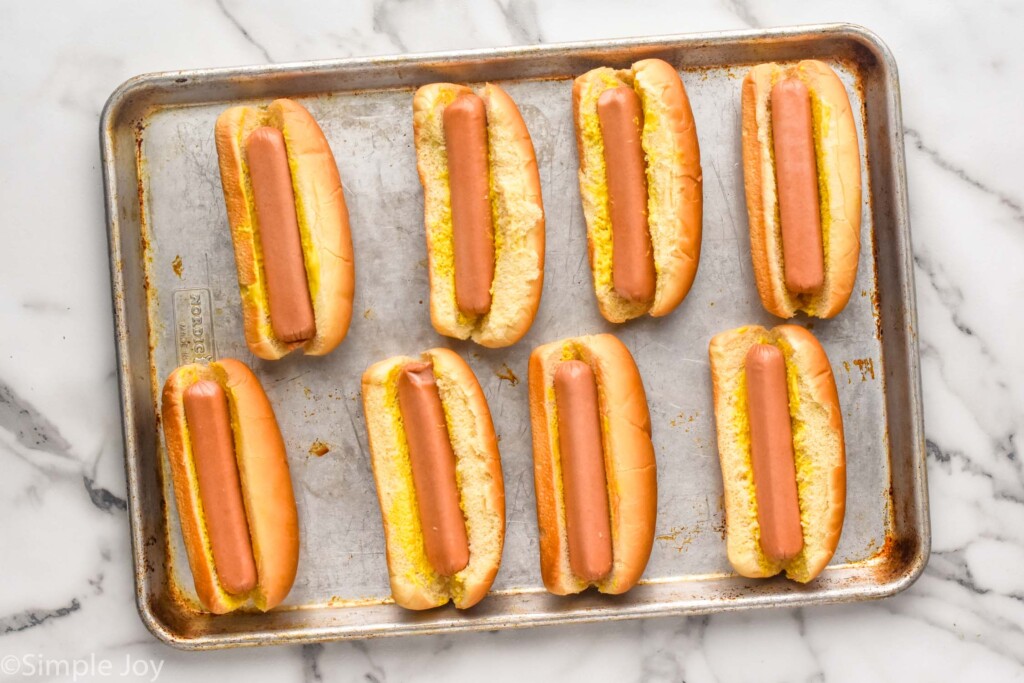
[1,0,1022,681]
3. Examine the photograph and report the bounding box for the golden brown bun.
[741,61,861,319]
[215,98,355,359]
[413,83,545,348]
[528,334,657,594]
[708,324,846,583]
[362,348,505,609]
[161,359,299,613]
[573,59,703,323]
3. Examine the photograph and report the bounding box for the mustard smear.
[382,364,436,585]
[578,72,627,293]
[805,91,833,317]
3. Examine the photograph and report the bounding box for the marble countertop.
[2,0,1022,680]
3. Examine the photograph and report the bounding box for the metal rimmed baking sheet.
[101,23,928,649]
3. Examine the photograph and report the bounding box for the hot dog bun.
[573,59,703,323]
[216,98,355,359]
[413,83,545,348]
[528,334,657,594]
[708,324,846,583]
[161,359,299,613]
[362,348,505,609]
[741,61,861,319]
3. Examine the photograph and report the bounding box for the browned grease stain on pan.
[853,357,876,381]
[496,363,519,386]
[655,526,698,552]
[669,411,698,429]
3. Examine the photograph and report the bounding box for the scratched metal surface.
[101,24,928,648]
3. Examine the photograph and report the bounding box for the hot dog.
[396,362,470,576]
[741,61,861,318]
[443,94,495,318]
[529,334,657,595]
[245,126,317,343]
[182,380,257,595]
[413,83,545,347]
[743,344,803,562]
[553,360,613,582]
[597,87,656,304]
[216,98,354,359]
[161,359,299,614]
[362,348,505,609]
[573,59,702,323]
[770,79,824,295]
[709,325,846,583]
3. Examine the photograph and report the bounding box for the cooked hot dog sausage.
[771,79,824,295]
[744,344,803,561]
[443,94,495,317]
[397,362,470,576]
[553,360,613,582]
[245,126,317,343]
[183,380,258,595]
[597,86,656,304]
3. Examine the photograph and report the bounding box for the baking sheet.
[101,23,928,648]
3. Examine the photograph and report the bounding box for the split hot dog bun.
[413,83,545,348]
[362,348,505,609]
[528,334,657,595]
[574,59,703,323]
[741,61,861,318]
[216,98,355,359]
[161,359,299,614]
[708,325,845,583]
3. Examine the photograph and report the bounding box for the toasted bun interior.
[161,359,299,613]
[215,98,354,359]
[708,324,846,583]
[741,61,861,319]
[573,59,702,323]
[362,348,505,609]
[413,83,545,348]
[529,334,657,595]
